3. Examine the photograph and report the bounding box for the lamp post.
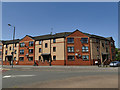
[8,24,15,68]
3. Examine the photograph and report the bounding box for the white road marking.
[3,75,36,79]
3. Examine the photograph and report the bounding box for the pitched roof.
[2,39,20,44]
[1,29,114,44]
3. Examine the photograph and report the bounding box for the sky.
[2,2,118,47]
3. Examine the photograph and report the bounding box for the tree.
[116,48,120,61]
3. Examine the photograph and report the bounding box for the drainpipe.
[64,37,66,66]
[50,38,51,66]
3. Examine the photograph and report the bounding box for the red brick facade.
[66,30,91,66]
[18,35,35,65]
[2,30,116,66]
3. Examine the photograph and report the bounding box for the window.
[81,38,88,44]
[19,57,24,61]
[67,47,74,52]
[39,41,42,45]
[102,43,104,47]
[0,51,1,55]
[14,57,16,61]
[20,50,24,54]
[111,42,113,46]
[39,56,41,60]
[97,46,99,51]
[0,58,1,60]
[111,48,114,53]
[29,49,33,54]
[82,46,89,52]
[39,48,41,53]
[5,50,7,55]
[96,39,99,43]
[53,39,56,43]
[105,41,108,45]
[82,55,89,60]
[29,41,34,46]
[0,45,2,49]
[106,47,108,53]
[20,42,25,47]
[9,47,11,50]
[45,43,47,48]
[6,44,8,48]
[15,50,17,54]
[28,57,33,61]
[15,43,17,47]
[53,56,56,60]
[53,47,56,52]
[112,56,114,59]
[68,56,75,60]
[67,38,74,43]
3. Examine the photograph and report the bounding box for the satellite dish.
[75,53,78,56]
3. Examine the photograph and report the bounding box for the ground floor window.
[39,56,41,61]
[53,56,56,60]
[68,56,75,60]
[19,57,24,61]
[28,57,33,61]
[14,57,16,61]
[82,55,89,60]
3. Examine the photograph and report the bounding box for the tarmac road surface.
[2,66,118,88]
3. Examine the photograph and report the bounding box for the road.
[2,66,118,88]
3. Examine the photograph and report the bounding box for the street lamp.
[8,24,15,68]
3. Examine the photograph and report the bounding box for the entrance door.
[7,56,12,65]
[43,55,49,62]
[102,54,108,62]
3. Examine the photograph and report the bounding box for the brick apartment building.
[1,30,116,66]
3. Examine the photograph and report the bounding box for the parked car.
[109,61,120,67]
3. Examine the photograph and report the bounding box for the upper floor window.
[29,41,34,46]
[81,38,88,44]
[5,50,7,55]
[20,42,25,47]
[39,48,41,53]
[102,43,104,47]
[68,55,75,60]
[53,39,56,43]
[39,41,42,45]
[97,46,99,51]
[106,47,108,53]
[15,50,17,54]
[82,55,89,60]
[29,49,33,54]
[15,43,17,47]
[19,57,24,61]
[6,44,8,48]
[28,57,33,61]
[0,51,1,55]
[111,42,113,46]
[20,49,24,54]
[53,47,56,52]
[53,56,56,60]
[9,47,11,50]
[82,46,89,52]
[105,41,108,45]
[96,39,99,43]
[67,38,74,43]
[67,46,74,52]
[45,43,48,48]
[0,45,2,49]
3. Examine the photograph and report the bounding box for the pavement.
[2,65,118,88]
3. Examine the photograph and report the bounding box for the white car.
[109,61,120,67]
